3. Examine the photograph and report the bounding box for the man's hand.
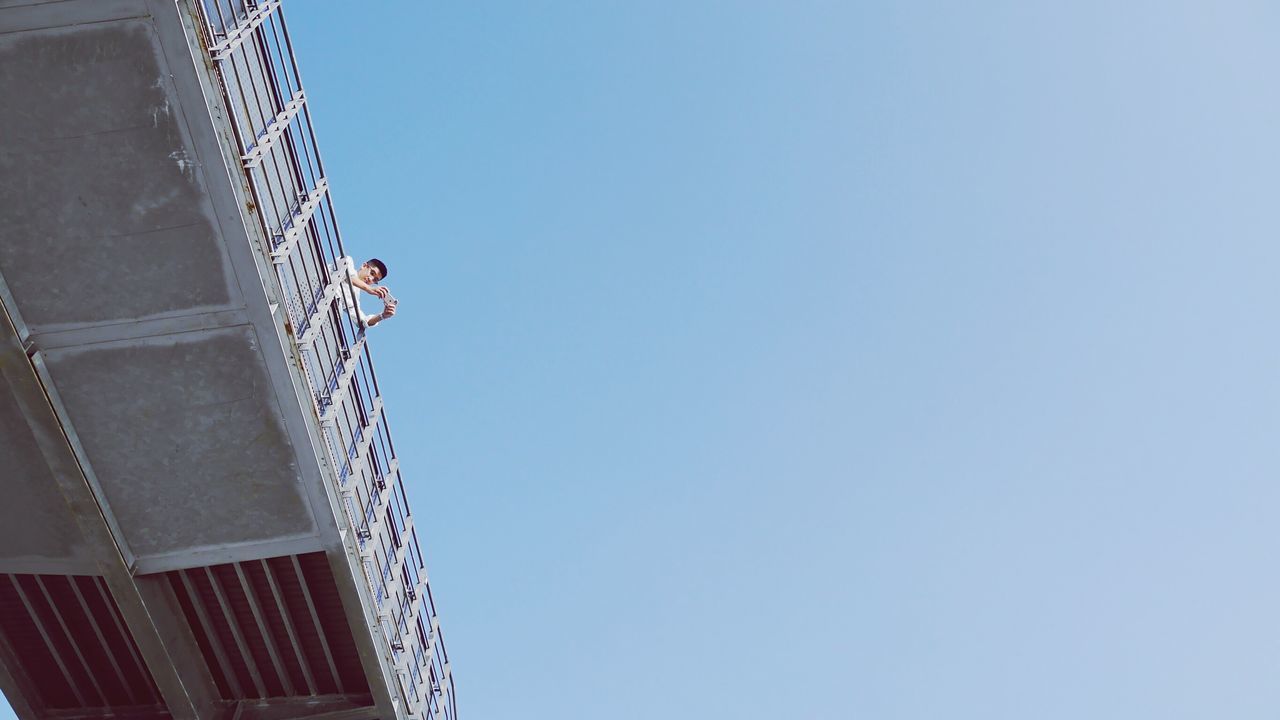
[365,303,396,328]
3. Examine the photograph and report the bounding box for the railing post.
[208,0,282,61]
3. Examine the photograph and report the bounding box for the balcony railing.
[189,2,456,718]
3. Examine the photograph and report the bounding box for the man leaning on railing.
[340,256,398,328]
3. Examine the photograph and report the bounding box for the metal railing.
[189,2,456,717]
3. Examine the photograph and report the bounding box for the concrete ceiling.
[0,5,329,576]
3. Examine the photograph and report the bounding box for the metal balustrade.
[190,2,456,718]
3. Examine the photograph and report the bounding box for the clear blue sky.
[7,1,1280,718]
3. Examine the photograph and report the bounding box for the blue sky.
[289,2,1278,717]
[6,1,1280,718]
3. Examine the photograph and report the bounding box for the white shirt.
[336,256,377,326]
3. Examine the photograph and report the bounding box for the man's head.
[361,258,389,283]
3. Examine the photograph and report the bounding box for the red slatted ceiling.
[0,574,163,713]
[163,551,370,702]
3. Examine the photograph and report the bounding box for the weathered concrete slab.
[42,326,317,558]
[0,19,235,332]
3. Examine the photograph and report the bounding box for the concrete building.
[0,1,456,718]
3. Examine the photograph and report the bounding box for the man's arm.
[349,274,389,299]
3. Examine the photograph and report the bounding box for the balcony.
[0,1,455,718]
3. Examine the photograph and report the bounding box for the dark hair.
[367,258,388,280]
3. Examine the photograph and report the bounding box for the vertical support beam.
[0,304,221,719]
